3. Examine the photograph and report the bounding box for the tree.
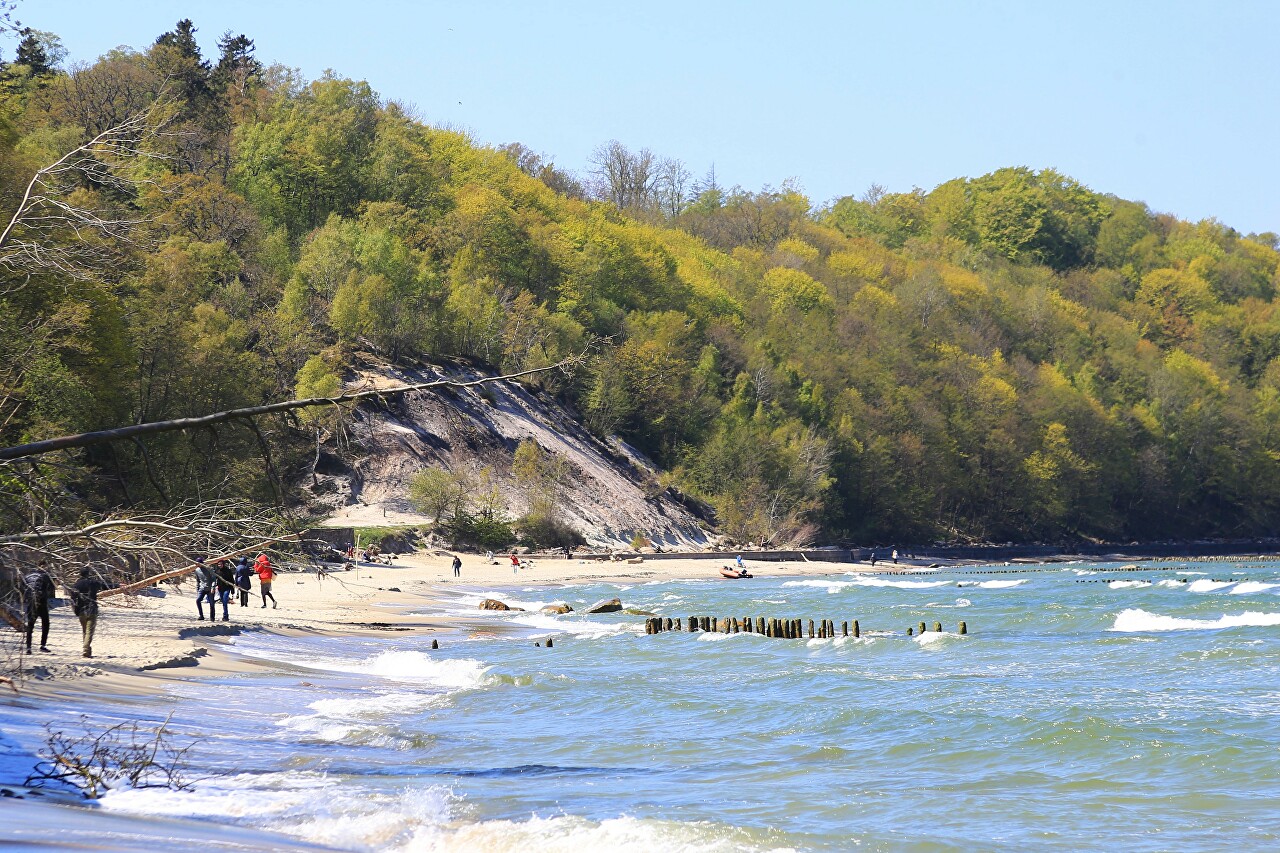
[590,140,656,212]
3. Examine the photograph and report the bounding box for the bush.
[449,513,516,550]
[517,513,584,549]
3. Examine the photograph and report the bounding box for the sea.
[2,559,1280,851]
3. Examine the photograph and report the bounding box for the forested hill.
[2,20,1279,546]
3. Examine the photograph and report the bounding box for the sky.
[11,0,1279,235]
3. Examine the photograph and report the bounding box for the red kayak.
[720,566,752,579]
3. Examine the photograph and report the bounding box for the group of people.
[194,553,276,621]
[20,562,113,658]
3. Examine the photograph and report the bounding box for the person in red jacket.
[254,553,277,609]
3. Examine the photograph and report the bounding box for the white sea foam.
[912,631,958,646]
[457,592,555,611]
[697,630,758,642]
[854,577,950,590]
[104,774,758,853]
[1109,608,1280,632]
[1157,579,1186,588]
[404,813,764,853]
[103,772,457,850]
[1187,579,1235,593]
[1110,580,1151,589]
[263,649,495,689]
[1073,569,1098,575]
[1229,581,1280,595]
[975,579,1028,589]
[781,579,854,591]
[278,690,446,742]
[507,612,635,638]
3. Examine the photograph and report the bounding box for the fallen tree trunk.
[97,535,299,599]
[0,360,579,461]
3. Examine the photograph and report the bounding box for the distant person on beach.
[234,557,253,607]
[892,549,898,564]
[21,562,56,653]
[70,566,110,658]
[194,556,217,621]
[255,554,277,608]
[735,555,745,569]
[213,559,235,621]
[870,552,877,567]
[452,555,462,577]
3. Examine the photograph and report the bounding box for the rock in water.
[623,608,657,616]
[584,597,623,613]
[541,603,574,614]
[478,598,512,611]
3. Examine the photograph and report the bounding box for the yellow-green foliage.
[5,21,1280,544]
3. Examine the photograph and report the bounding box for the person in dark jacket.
[22,563,56,653]
[70,566,111,658]
[213,559,235,621]
[193,557,217,621]
[233,557,253,607]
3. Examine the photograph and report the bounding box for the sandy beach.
[6,551,902,683]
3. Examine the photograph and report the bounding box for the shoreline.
[7,544,1275,691]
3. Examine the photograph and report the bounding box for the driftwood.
[0,359,582,461]
[97,535,299,599]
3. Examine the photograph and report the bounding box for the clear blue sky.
[13,0,1279,235]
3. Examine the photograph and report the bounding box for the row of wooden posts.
[644,617,967,638]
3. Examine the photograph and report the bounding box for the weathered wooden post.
[645,618,654,635]
[918,621,927,635]
[808,619,815,639]
[842,621,848,637]
[664,617,673,631]
[933,621,942,633]
[958,621,967,635]
[907,627,914,636]
[756,616,766,634]
[852,620,860,639]
[688,616,697,632]
[431,639,439,649]
[547,638,553,648]
[711,617,719,633]
[674,617,682,631]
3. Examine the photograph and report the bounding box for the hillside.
[307,360,711,549]
[2,19,1280,549]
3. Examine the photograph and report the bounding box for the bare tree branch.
[0,103,176,292]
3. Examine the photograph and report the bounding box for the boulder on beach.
[541,603,574,614]
[585,597,623,613]
[479,598,511,610]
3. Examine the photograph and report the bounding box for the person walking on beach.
[255,553,277,608]
[21,562,56,653]
[870,552,877,567]
[70,565,110,658]
[194,556,217,621]
[891,549,898,565]
[214,559,235,621]
[451,554,462,577]
[234,557,253,607]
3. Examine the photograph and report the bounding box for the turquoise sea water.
[3,560,1280,851]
